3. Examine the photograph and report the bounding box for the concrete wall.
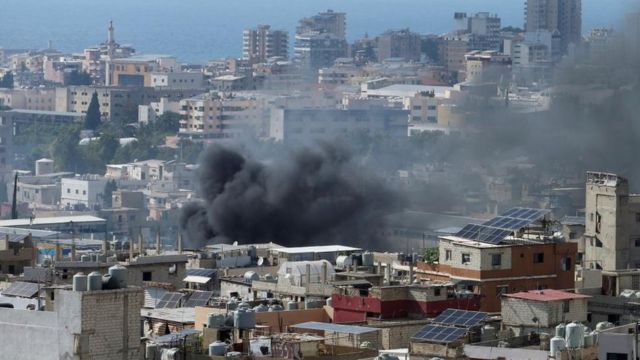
[501,297,588,328]
[598,332,635,360]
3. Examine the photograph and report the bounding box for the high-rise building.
[452,12,502,51]
[296,9,346,39]
[525,0,582,53]
[242,25,289,64]
[377,29,421,62]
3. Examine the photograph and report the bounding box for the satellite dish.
[232,241,238,246]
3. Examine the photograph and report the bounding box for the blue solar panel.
[455,208,550,244]
[432,309,489,328]
[412,325,467,343]
[187,268,216,277]
[156,292,183,309]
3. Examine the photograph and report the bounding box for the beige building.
[464,50,512,83]
[0,233,35,275]
[583,172,640,272]
[109,54,178,87]
[179,93,267,139]
[243,25,289,64]
[0,88,57,111]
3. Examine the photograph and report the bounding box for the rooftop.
[503,289,591,302]
[5,109,85,117]
[291,321,379,335]
[273,245,361,254]
[0,215,106,227]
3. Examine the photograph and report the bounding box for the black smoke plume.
[180,142,402,248]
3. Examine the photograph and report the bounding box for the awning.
[182,275,211,284]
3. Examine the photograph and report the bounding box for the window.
[563,300,570,313]
[496,285,508,297]
[595,212,602,234]
[569,232,577,240]
[635,238,640,247]
[82,190,86,195]
[67,188,70,193]
[434,287,441,296]
[491,254,502,266]
[142,272,152,281]
[636,212,640,222]
[561,257,572,271]
[461,253,471,264]
[533,252,544,263]
[445,249,452,261]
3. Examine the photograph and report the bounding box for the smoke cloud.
[180,141,402,248]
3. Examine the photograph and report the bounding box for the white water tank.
[269,304,284,312]
[254,304,269,312]
[73,272,87,292]
[163,348,181,360]
[35,158,54,176]
[584,333,594,347]
[555,323,566,338]
[326,297,333,307]
[596,322,614,332]
[226,351,241,359]
[336,255,352,270]
[108,264,128,289]
[244,271,259,284]
[550,336,566,356]
[209,341,227,356]
[87,271,103,291]
[565,321,584,348]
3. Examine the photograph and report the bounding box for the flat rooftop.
[0,215,106,227]
[273,245,361,254]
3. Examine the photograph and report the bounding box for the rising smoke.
[180,141,402,248]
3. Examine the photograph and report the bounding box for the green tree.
[0,72,14,89]
[50,125,81,172]
[154,111,181,134]
[424,247,439,264]
[501,26,524,33]
[85,92,101,130]
[102,180,117,208]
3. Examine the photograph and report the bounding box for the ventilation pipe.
[155,230,161,254]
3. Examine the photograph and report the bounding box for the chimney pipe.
[177,230,183,254]
[155,230,161,254]
[409,263,414,284]
[138,230,143,256]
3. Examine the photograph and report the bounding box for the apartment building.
[464,50,512,83]
[179,93,268,139]
[0,88,57,111]
[109,54,178,87]
[0,232,35,275]
[417,207,577,312]
[584,172,640,273]
[377,29,422,62]
[243,25,289,64]
[296,9,346,39]
[150,71,204,89]
[525,0,582,52]
[269,108,409,142]
[294,32,348,73]
[60,175,108,210]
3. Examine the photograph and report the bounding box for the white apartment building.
[60,176,107,210]
[150,71,204,89]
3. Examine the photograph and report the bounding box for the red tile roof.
[503,289,591,302]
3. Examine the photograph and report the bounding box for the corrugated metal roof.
[130,255,188,265]
[291,321,379,335]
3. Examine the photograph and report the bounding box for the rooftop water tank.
[555,323,566,338]
[336,255,352,270]
[108,264,128,289]
[565,321,584,348]
[145,343,158,359]
[269,304,284,312]
[287,301,298,310]
[234,308,256,329]
[481,324,497,342]
[550,336,566,357]
[263,273,274,281]
[209,341,227,356]
[226,351,241,359]
[362,251,374,267]
[87,271,103,291]
[326,297,333,307]
[164,348,180,360]
[584,333,594,347]
[80,254,91,262]
[226,301,237,312]
[73,272,87,292]
[207,313,226,328]
[254,304,269,312]
[244,271,259,284]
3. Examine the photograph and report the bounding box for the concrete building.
[294,32,348,74]
[150,71,204,89]
[0,284,143,360]
[440,34,471,73]
[269,108,409,143]
[0,88,57,111]
[377,29,422,62]
[525,0,582,53]
[583,172,640,273]
[243,25,289,63]
[296,9,346,39]
[464,50,512,83]
[501,289,590,336]
[0,232,35,275]
[109,54,178,87]
[417,208,577,312]
[454,12,502,51]
[137,97,180,124]
[14,175,63,208]
[179,92,267,139]
[60,175,108,210]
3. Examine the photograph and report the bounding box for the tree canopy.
[84,92,101,130]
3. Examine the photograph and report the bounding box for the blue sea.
[0,0,636,63]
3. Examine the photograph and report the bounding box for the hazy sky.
[0,0,637,62]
